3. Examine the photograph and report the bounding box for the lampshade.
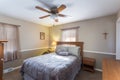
[52,41,56,46]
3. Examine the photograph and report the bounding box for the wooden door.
[0,43,3,80]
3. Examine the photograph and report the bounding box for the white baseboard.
[84,50,116,55]
[95,68,102,72]
[4,66,21,74]
[20,47,49,52]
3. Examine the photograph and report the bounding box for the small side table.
[82,57,96,72]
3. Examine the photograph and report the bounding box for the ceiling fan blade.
[57,4,66,13]
[55,19,58,22]
[58,14,67,17]
[35,6,50,13]
[39,15,50,19]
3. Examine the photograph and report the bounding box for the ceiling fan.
[35,4,67,22]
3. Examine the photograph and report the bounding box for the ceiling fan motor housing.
[50,7,58,14]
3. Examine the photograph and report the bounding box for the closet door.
[0,43,3,80]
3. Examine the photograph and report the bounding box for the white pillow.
[68,46,80,57]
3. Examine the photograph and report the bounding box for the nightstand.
[82,57,96,72]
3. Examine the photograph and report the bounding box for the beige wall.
[51,15,116,53]
[0,14,49,51]
[117,11,120,22]
[117,11,120,18]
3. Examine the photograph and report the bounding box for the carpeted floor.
[75,70,102,80]
[3,69,102,80]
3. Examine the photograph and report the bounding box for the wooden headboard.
[57,42,84,59]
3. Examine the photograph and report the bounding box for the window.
[0,23,20,62]
[61,27,79,42]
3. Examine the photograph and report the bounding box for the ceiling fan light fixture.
[50,14,58,19]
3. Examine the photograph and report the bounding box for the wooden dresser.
[0,41,7,80]
[103,58,120,80]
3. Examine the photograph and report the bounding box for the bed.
[21,42,84,80]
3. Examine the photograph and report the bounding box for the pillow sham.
[68,46,80,58]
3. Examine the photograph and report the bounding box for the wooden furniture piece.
[0,40,8,80]
[83,57,96,72]
[57,42,84,60]
[103,58,120,80]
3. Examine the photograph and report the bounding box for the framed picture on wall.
[40,32,45,40]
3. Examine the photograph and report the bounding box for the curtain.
[0,23,20,62]
[61,28,78,42]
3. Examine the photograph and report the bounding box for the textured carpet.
[3,69,102,80]
[75,70,102,80]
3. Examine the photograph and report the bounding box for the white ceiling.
[0,0,120,26]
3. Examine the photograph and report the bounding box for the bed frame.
[57,42,84,60]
